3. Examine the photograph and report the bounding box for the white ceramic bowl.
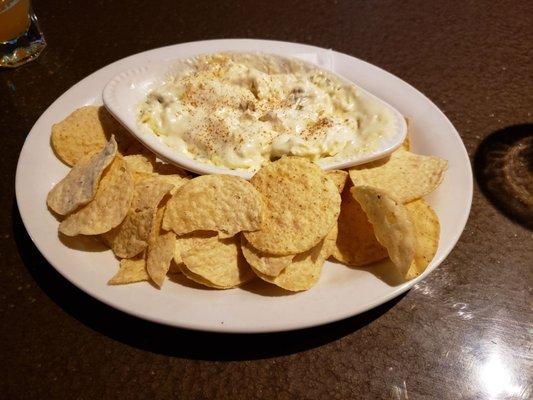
[103,52,407,179]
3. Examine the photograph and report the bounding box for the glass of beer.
[0,0,46,68]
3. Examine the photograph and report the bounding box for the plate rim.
[15,38,473,333]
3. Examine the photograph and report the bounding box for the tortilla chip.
[240,237,294,277]
[244,157,341,255]
[405,199,440,279]
[51,106,108,166]
[179,264,227,289]
[150,205,166,239]
[327,169,349,193]
[252,225,337,291]
[59,156,134,236]
[173,231,218,265]
[152,174,189,195]
[146,231,176,288]
[102,175,173,258]
[131,176,174,211]
[322,222,339,261]
[123,154,155,175]
[349,149,447,203]
[181,235,254,288]
[108,256,149,285]
[351,186,415,276]
[51,106,134,166]
[102,208,155,258]
[47,137,117,215]
[163,175,263,237]
[332,184,388,267]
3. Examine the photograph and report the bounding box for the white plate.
[102,52,407,179]
[15,39,472,333]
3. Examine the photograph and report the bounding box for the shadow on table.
[473,124,532,230]
[13,203,402,361]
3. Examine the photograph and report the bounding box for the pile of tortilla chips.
[47,106,447,291]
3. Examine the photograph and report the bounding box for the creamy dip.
[138,52,394,171]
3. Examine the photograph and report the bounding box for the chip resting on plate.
[332,184,388,267]
[102,176,174,258]
[47,136,117,215]
[108,256,149,285]
[123,153,155,175]
[405,199,440,279]
[131,176,174,210]
[181,234,254,289]
[349,149,447,203]
[173,231,218,266]
[351,186,415,276]
[146,231,176,288]
[51,106,134,166]
[162,175,263,238]
[252,224,337,291]
[144,206,174,287]
[318,222,338,262]
[240,237,294,277]
[103,175,173,258]
[326,169,349,193]
[59,156,134,236]
[150,173,189,195]
[102,208,155,258]
[179,264,227,289]
[244,157,341,255]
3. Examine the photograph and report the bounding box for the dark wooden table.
[1,1,531,399]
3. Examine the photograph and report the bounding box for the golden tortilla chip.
[163,175,263,238]
[146,231,176,288]
[59,156,134,236]
[123,154,155,174]
[129,171,152,184]
[51,106,108,166]
[47,137,117,215]
[102,176,173,258]
[351,186,415,276]
[322,222,339,261]
[405,200,440,280]
[173,231,218,265]
[181,235,254,289]
[150,205,166,239]
[348,149,447,203]
[152,174,189,195]
[327,169,349,193]
[102,208,155,258]
[130,159,190,192]
[51,106,134,166]
[132,176,174,210]
[252,225,337,291]
[332,184,388,267]
[240,237,293,277]
[244,157,341,255]
[178,264,227,289]
[108,256,149,285]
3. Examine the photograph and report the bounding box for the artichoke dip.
[138,52,395,171]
